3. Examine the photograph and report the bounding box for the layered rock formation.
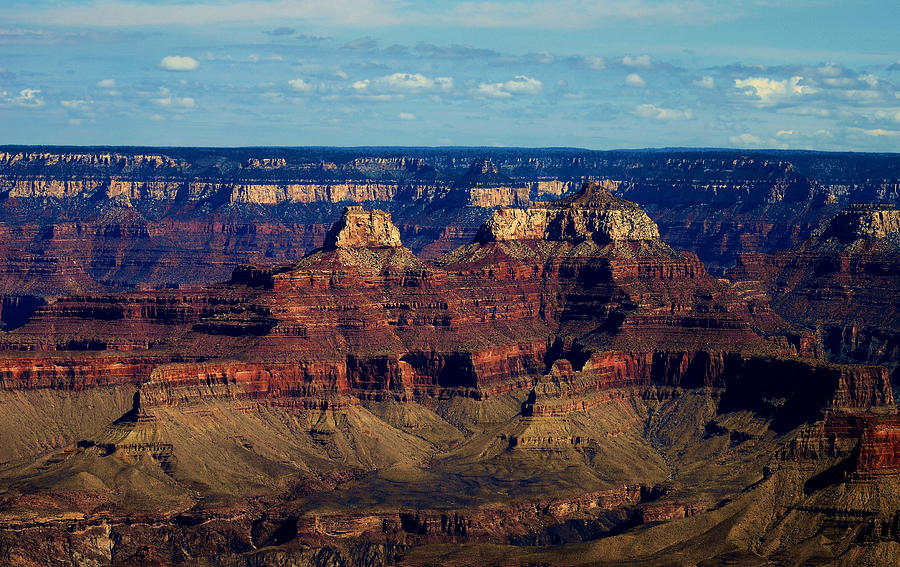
[323,206,403,249]
[730,203,900,386]
[0,146,896,311]
[0,182,897,567]
[474,180,660,243]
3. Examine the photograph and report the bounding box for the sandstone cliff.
[475,180,660,244]
[323,207,403,249]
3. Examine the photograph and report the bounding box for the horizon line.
[1,144,898,156]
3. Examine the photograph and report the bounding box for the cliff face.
[475,181,660,244]
[822,205,900,240]
[323,207,403,249]
[730,204,900,386]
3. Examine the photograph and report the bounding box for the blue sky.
[0,0,898,150]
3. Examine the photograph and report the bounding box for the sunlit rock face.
[475,181,660,244]
[323,207,403,250]
[818,204,900,241]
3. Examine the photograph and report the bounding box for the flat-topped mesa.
[322,206,403,250]
[474,181,660,244]
[819,204,900,242]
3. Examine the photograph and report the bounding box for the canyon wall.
[0,147,896,310]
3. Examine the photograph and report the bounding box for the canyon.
[0,148,898,566]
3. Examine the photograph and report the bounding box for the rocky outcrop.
[323,207,403,250]
[475,181,660,244]
[523,353,894,420]
[822,204,900,240]
[639,501,709,523]
[6,192,892,419]
[857,422,900,472]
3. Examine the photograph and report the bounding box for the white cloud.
[473,83,510,98]
[817,63,844,77]
[0,28,54,40]
[398,112,416,120]
[388,73,433,89]
[823,77,854,87]
[502,75,542,94]
[872,109,900,123]
[155,95,196,108]
[861,128,900,137]
[782,106,830,117]
[730,133,763,146]
[694,76,715,89]
[625,73,645,87]
[354,73,453,93]
[734,76,818,104]
[352,93,399,101]
[776,130,793,136]
[61,99,90,110]
[858,74,879,88]
[159,55,199,71]
[634,104,692,120]
[96,78,116,88]
[841,89,881,102]
[247,53,285,63]
[288,78,314,92]
[585,56,606,70]
[384,73,435,90]
[472,75,543,98]
[12,88,44,107]
[622,54,651,68]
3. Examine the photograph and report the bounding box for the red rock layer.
[0,355,156,390]
[729,204,900,380]
[0,192,894,429]
[857,422,900,472]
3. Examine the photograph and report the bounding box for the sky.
[0,0,898,151]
